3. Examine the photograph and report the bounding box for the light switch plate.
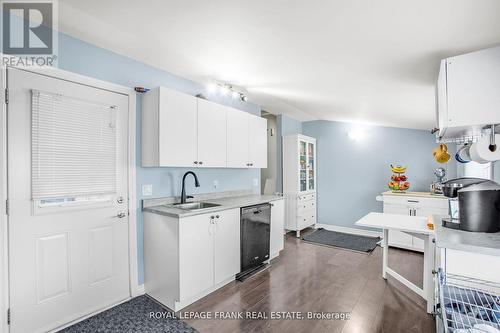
[252,178,259,187]
[142,184,153,196]
[213,180,219,189]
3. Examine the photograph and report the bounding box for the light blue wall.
[280,114,303,136]
[302,120,457,230]
[57,33,261,285]
[276,114,303,192]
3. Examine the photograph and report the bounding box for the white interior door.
[7,68,130,333]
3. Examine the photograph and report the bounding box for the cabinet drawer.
[298,193,315,202]
[298,209,316,228]
[297,200,315,212]
[382,195,448,210]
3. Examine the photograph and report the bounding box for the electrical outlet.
[252,178,259,187]
[142,184,153,196]
[213,180,219,189]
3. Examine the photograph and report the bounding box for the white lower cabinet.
[144,200,286,311]
[285,192,317,237]
[178,213,216,302]
[440,248,500,283]
[382,192,448,252]
[214,210,241,284]
[144,208,240,311]
[270,199,285,259]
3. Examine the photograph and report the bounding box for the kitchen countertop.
[382,191,447,199]
[432,215,500,257]
[143,192,285,218]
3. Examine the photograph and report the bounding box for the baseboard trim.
[137,284,145,295]
[316,223,382,238]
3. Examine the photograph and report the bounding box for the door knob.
[116,211,127,218]
[116,196,124,204]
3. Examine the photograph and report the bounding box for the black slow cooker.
[458,181,500,233]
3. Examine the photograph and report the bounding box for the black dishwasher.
[237,203,271,281]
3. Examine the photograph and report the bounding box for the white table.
[355,212,435,314]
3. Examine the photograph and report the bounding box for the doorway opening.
[261,111,278,194]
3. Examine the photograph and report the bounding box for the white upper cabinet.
[227,109,250,168]
[142,87,198,167]
[248,115,267,168]
[436,46,500,141]
[197,99,227,168]
[142,87,267,168]
[227,109,267,168]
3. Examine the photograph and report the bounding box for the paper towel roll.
[469,134,500,164]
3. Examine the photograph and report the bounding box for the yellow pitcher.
[432,144,450,163]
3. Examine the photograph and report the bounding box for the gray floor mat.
[59,295,197,333]
[302,228,380,253]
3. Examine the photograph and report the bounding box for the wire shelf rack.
[438,269,500,333]
[438,134,483,145]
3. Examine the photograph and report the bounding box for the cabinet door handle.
[215,215,220,219]
[116,211,127,218]
[408,200,419,203]
[194,161,198,164]
[199,161,203,165]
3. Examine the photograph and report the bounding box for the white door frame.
[0,64,139,332]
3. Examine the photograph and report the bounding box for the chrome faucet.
[180,171,200,204]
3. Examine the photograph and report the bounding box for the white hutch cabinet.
[283,134,317,237]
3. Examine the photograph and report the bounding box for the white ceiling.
[58,0,500,129]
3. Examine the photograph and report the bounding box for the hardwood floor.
[182,230,435,333]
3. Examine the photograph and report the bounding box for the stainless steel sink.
[169,202,221,211]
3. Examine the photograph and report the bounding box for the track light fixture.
[206,81,248,103]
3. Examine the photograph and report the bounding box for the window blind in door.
[31,90,117,200]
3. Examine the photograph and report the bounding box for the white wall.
[0,69,8,333]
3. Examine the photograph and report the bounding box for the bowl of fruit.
[388,164,410,193]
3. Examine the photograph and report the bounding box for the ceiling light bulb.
[348,128,366,141]
[220,85,229,95]
[232,91,239,99]
[241,95,248,102]
[207,83,216,93]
